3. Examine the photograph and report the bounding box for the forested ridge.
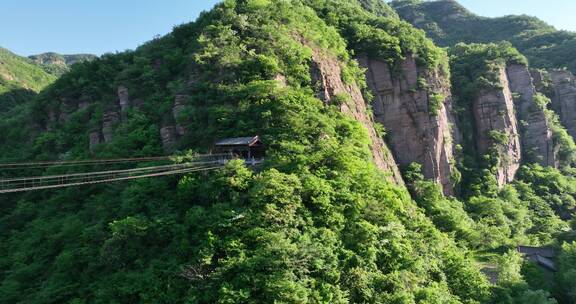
[0,0,575,303]
[391,0,576,73]
[0,47,56,112]
[28,53,98,77]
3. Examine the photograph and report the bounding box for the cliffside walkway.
[0,154,263,194]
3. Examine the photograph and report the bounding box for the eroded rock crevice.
[549,70,576,140]
[473,67,522,186]
[507,64,557,167]
[359,55,458,195]
[308,46,404,185]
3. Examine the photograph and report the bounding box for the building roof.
[518,246,556,258]
[214,136,261,147]
[534,255,557,272]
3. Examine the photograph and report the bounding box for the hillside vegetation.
[0,1,576,303]
[0,47,56,105]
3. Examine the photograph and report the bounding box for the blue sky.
[0,0,221,56]
[457,0,576,31]
[1,0,574,57]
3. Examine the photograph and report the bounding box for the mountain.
[29,52,97,76]
[0,47,56,94]
[0,47,56,161]
[0,47,56,112]
[1,1,576,303]
[390,0,576,72]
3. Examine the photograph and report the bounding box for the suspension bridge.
[0,153,263,194]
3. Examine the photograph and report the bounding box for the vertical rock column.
[117,85,131,113]
[549,70,576,140]
[160,125,178,153]
[173,94,189,137]
[102,111,120,143]
[473,67,521,186]
[308,47,404,186]
[359,55,458,195]
[506,64,557,167]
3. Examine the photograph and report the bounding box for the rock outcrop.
[78,95,91,111]
[117,85,131,113]
[506,64,557,167]
[89,131,102,151]
[102,111,120,143]
[358,55,457,195]
[473,67,521,186]
[173,95,189,136]
[160,125,178,153]
[549,70,576,140]
[308,46,404,185]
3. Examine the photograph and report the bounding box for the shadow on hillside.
[0,88,37,114]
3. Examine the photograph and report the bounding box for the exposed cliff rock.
[506,64,557,167]
[102,111,120,143]
[358,55,457,194]
[160,125,178,153]
[117,85,131,113]
[530,69,549,93]
[549,70,576,140]
[78,95,91,111]
[173,94,189,136]
[473,67,521,186]
[308,46,404,185]
[89,131,102,151]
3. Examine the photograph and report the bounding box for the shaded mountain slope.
[0,47,56,111]
[391,0,576,72]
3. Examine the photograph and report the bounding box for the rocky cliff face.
[308,46,404,185]
[117,85,131,113]
[358,55,457,194]
[506,64,557,167]
[160,125,178,153]
[549,70,576,140]
[473,67,521,186]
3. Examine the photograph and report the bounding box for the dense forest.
[1,0,576,303]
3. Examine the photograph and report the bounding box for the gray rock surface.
[507,64,557,167]
[102,111,120,143]
[173,95,189,136]
[308,46,404,185]
[160,126,178,153]
[550,70,576,140]
[359,55,458,195]
[117,85,130,113]
[473,67,521,186]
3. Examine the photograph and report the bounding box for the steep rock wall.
[358,55,457,195]
[160,125,178,153]
[473,67,521,186]
[506,64,557,167]
[117,85,131,113]
[308,47,404,185]
[549,70,576,140]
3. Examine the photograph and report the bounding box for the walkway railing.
[0,154,264,194]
